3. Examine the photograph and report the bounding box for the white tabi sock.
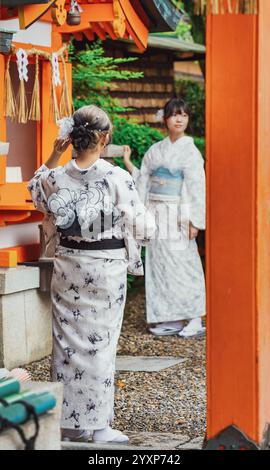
[92,426,129,443]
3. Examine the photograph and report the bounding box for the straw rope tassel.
[227,0,233,13]
[4,56,17,120]
[194,0,258,13]
[16,78,28,124]
[60,53,72,118]
[50,55,60,123]
[29,54,41,121]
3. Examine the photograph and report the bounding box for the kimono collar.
[64,158,113,181]
[148,135,195,174]
[163,135,194,149]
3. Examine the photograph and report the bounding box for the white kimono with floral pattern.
[132,136,206,324]
[28,158,155,430]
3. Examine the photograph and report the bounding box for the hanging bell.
[66,0,82,26]
[67,10,81,25]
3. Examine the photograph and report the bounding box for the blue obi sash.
[150,167,183,197]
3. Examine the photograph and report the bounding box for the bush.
[112,117,164,168]
[194,136,205,157]
[70,41,143,116]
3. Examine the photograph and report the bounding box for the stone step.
[62,431,204,450]
[115,356,186,372]
[0,381,63,450]
[0,266,52,369]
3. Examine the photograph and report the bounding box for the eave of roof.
[132,0,182,33]
[148,35,205,54]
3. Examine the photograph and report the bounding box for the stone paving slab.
[62,431,203,451]
[115,356,186,372]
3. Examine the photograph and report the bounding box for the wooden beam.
[18,1,55,29]
[83,29,94,41]
[118,0,148,50]
[0,250,17,268]
[0,244,41,267]
[56,3,114,33]
[100,22,118,40]
[0,210,43,226]
[206,1,270,444]
[91,23,107,41]
[0,55,6,186]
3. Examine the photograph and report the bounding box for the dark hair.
[70,105,112,152]
[164,97,190,120]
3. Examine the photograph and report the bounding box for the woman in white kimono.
[28,105,155,443]
[123,97,206,338]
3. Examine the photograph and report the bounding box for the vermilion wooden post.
[206,0,270,444]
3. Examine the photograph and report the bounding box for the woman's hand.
[53,138,71,157]
[189,222,199,240]
[123,145,131,163]
[123,145,134,174]
[45,138,71,169]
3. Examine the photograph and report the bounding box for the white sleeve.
[182,146,206,230]
[27,164,57,214]
[116,170,156,243]
[131,150,151,206]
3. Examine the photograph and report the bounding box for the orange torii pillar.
[206,0,270,446]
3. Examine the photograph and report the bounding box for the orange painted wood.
[12,41,53,54]
[83,29,94,41]
[0,183,32,206]
[73,32,84,41]
[101,22,118,40]
[0,250,17,268]
[18,1,55,29]
[257,0,270,442]
[206,4,270,444]
[40,56,72,167]
[0,55,6,142]
[91,23,107,41]
[0,209,43,227]
[0,210,31,227]
[0,54,7,186]
[0,156,7,185]
[0,244,41,267]
[206,12,257,442]
[55,3,114,33]
[41,59,59,164]
[58,60,72,166]
[118,0,148,50]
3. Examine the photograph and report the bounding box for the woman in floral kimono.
[28,105,155,443]
[123,97,206,338]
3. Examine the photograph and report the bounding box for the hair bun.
[71,124,92,152]
[70,105,113,152]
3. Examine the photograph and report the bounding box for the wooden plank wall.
[104,42,175,131]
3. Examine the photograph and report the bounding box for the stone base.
[0,381,63,450]
[0,266,52,369]
[61,431,204,450]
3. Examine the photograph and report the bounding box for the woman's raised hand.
[45,138,71,169]
[123,145,134,174]
[53,137,71,156]
[123,145,131,163]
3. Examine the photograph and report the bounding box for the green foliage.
[70,41,143,115]
[182,0,206,46]
[112,117,163,168]
[194,136,205,157]
[175,79,205,137]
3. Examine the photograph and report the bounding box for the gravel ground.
[24,286,206,439]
